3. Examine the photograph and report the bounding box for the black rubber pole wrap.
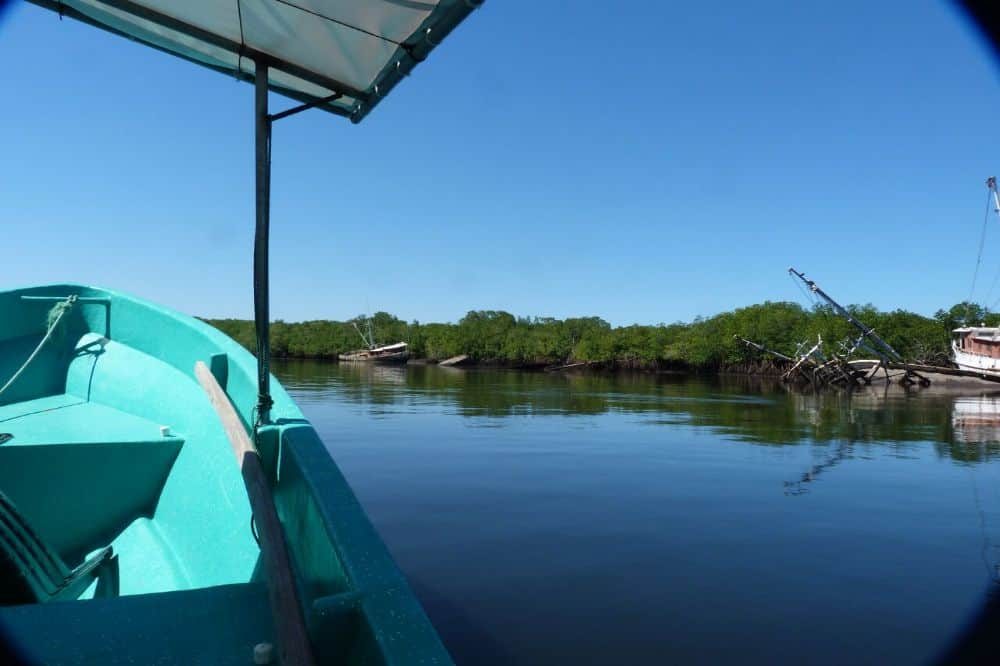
[253,60,273,422]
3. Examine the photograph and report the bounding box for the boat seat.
[0,394,184,567]
[0,489,119,606]
[0,582,274,665]
[0,394,168,446]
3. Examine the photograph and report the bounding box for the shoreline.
[272,356,1000,391]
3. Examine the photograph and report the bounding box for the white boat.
[339,342,410,364]
[339,319,409,363]
[952,327,1000,375]
[952,177,1000,376]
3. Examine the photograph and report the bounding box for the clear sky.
[1,2,998,325]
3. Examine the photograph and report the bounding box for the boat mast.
[733,335,794,362]
[788,267,903,363]
[990,176,1000,220]
[352,322,373,349]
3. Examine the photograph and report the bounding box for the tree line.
[204,301,998,371]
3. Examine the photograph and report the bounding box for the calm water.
[273,361,1000,665]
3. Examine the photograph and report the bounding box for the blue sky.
[1,2,998,325]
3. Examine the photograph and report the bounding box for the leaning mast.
[788,267,903,363]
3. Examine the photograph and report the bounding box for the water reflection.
[272,360,1000,665]
[783,439,851,496]
[953,395,1000,445]
[275,359,1000,464]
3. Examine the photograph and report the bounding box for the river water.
[273,360,1000,665]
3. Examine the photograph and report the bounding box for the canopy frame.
[28,0,482,122]
[25,0,483,421]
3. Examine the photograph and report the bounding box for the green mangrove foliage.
[204,300,999,370]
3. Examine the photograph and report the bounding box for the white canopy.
[29,0,480,122]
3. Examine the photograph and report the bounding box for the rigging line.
[968,462,1000,584]
[983,261,1000,313]
[984,258,1000,316]
[984,188,1000,309]
[966,188,993,318]
[789,271,816,308]
[273,0,404,46]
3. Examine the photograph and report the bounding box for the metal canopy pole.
[250,66,339,426]
[254,60,273,424]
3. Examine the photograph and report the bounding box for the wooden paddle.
[195,361,315,666]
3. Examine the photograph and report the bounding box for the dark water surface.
[273,361,1000,665]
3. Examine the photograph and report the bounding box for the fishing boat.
[2,1,482,663]
[339,342,410,364]
[952,177,1000,377]
[0,285,446,663]
[339,320,409,364]
[951,326,1000,375]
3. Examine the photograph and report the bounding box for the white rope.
[0,296,77,399]
[967,189,993,317]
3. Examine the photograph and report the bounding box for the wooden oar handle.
[195,361,316,666]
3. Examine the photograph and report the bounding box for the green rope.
[0,296,77,399]
[46,298,74,329]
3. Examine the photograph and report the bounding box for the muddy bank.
[405,357,789,375]
[410,357,1000,392]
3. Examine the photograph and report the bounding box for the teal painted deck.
[0,393,164,443]
[0,285,451,664]
[1,583,273,664]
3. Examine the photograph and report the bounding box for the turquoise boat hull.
[0,284,450,664]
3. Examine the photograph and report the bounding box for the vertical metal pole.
[254,60,273,423]
[989,177,1000,218]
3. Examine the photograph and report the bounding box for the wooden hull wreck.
[338,342,410,364]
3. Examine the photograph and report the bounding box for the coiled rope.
[0,295,77,399]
